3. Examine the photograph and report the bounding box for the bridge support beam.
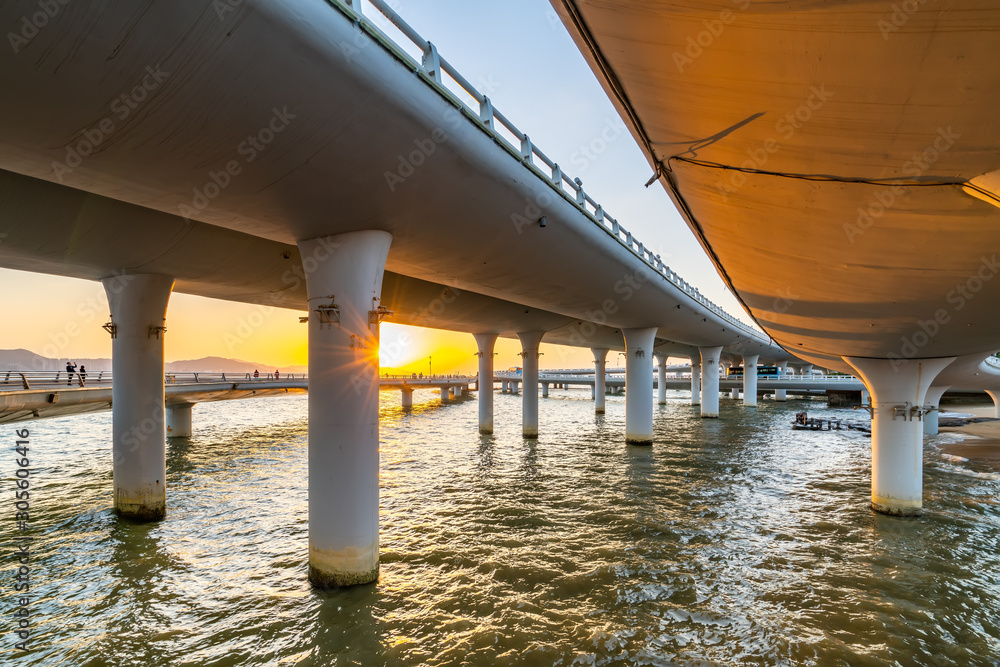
[300,231,391,588]
[699,347,723,418]
[690,358,701,406]
[166,403,193,438]
[400,387,413,409]
[923,386,950,436]
[742,355,759,407]
[623,328,657,444]
[730,388,740,399]
[518,331,544,438]
[592,348,609,414]
[473,333,497,433]
[542,382,549,398]
[775,361,787,401]
[655,355,667,405]
[844,356,954,516]
[104,273,174,521]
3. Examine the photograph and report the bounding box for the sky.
[0,0,746,375]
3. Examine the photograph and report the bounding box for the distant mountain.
[0,349,112,371]
[0,349,305,374]
[166,357,306,374]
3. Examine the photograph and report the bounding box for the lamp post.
[428,356,432,378]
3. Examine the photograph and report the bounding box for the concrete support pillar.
[103,273,174,521]
[655,355,667,405]
[400,387,413,409]
[775,361,787,401]
[542,382,549,398]
[473,333,497,433]
[623,327,657,444]
[690,358,701,406]
[862,388,871,405]
[923,385,950,436]
[742,354,759,407]
[844,356,954,516]
[988,390,1000,419]
[299,231,390,588]
[165,403,193,438]
[592,348,609,414]
[501,379,508,394]
[699,347,722,418]
[518,331,544,438]
[512,381,519,395]
[802,364,813,377]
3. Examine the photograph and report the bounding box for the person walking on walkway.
[66,361,76,386]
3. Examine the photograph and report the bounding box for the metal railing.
[0,370,307,390]
[327,0,767,343]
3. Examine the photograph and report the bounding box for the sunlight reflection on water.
[4,388,1000,665]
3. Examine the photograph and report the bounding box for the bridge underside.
[0,0,789,360]
[551,0,1000,371]
[0,168,775,361]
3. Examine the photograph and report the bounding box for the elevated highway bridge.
[0,0,998,586]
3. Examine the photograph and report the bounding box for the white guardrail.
[495,370,862,382]
[327,0,767,343]
[0,371,307,390]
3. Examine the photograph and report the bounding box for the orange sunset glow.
[0,268,597,373]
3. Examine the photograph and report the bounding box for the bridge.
[0,371,475,427]
[0,0,997,588]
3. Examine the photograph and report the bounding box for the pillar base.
[308,560,378,588]
[113,494,166,522]
[870,499,922,517]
